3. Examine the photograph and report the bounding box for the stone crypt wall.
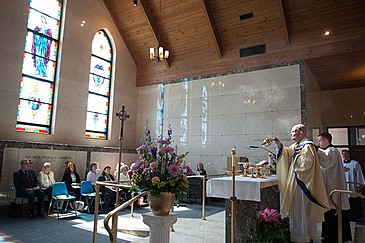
[136,62,304,175]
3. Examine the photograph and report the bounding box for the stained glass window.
[85,30,113,139]
[16,0,64,134]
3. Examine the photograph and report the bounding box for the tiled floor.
[0,201,364,243]
[0,202,225,243]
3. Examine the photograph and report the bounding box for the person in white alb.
[317,132,351,242]
[342,149,365,221]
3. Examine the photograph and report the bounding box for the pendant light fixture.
[149,0,169,62]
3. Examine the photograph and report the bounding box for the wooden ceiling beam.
[278,0,290,45]
[139,0,170,68]
[200,0,223,58]
[103,0,138,66]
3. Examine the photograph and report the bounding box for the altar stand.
[206,175,279,243]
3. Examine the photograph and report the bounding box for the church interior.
[1,0,365,242]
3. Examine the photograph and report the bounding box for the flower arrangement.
[129,123,193,198]
[252,208,290,243]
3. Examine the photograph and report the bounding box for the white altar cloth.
[206,175,277,202]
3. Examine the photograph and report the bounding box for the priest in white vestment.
[317,132,351,242]
[273,124,329,243]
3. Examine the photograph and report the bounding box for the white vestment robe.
[342,159,365,196]
[317,146,350,209]
[276,138,330,242]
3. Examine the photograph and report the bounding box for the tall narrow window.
[201,85,208,146]
[180,82,188,144]
[16,0,64,134]
[156,84,165,138]
[85,30,113,139]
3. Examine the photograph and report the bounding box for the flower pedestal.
[142,212,177,243]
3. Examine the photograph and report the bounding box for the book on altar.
[256,160,269,166]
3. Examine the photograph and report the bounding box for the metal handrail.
[103,191,148,242]
[186,173,227,220]
[92,180,142,243]
[329,188,365,243]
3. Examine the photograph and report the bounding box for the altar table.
[206,175,280,243]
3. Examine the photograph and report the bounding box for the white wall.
[136,65,302,174]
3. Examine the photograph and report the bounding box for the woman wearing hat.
[38,162,55,208]
[98,165,116,211]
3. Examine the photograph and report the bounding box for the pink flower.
[168,165,180,177]
[150,162,158,169]
[160,146,174,155]
[151,176,160,183]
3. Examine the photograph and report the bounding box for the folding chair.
[80,181,103,213]
[48,182,77,219]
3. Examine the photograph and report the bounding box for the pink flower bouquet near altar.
[130,123,193,198]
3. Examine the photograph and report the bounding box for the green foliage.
[252,208,290,243]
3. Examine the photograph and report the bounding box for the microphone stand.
[249,145,276,157]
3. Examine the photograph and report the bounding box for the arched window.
[16,0,64,134]
[85,30,113,139]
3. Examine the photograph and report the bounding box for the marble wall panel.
[271,87,301,111]
[221,93,245,115]
[207,95,223,116]
[245,112,275,135]
[272,65,300,89]
[243,69,273,92]
[244,90,273,113]
[136,64,302,175]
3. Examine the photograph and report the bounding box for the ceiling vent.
[239,44,266,58]
[239,12,254,21]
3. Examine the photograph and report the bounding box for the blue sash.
[293,141,325,208]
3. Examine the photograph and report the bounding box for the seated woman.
[86,162,100,185]
[113,162,125,180]
[38,162,55,209]
[98,165,116,211]
[119,164,132,201]
[196,162,207,175]
[62,162,81,199]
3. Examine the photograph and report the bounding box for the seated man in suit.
[13,159,46,217]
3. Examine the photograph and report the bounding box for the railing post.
[93,183,100,243]
[202,175,206,220]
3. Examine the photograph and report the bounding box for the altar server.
[273,124,329,243]
[342,149,365,221]
[317,132,351,242]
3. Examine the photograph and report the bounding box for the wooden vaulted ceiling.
[104,0,365,90]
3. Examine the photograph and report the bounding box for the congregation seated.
[38,162,55,209]
[98,165,116,211]
[119,164,132,201]
[13,159,46,218]
[86,162,100,185]
[62,162,81,199]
